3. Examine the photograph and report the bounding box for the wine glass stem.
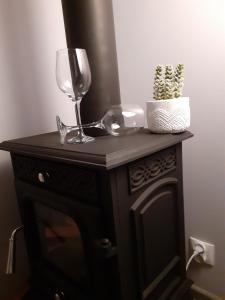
[74,99,83,136]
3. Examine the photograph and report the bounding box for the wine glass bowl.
[102,104,144,136]
[56,48,94,143]
[56,50,75,99]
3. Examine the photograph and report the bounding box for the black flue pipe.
[61,0,121,135]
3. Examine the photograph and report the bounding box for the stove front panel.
[15,179,113,299]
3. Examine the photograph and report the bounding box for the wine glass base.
[67,135,95,144]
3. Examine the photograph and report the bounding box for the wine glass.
[56,104,145,144]
[56,48,94,144]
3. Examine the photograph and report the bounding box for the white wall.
[113,0,225,296]
[0,1,69,298]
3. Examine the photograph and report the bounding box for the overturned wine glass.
[56,104,145,144]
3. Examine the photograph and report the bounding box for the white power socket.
[189,237,215,266]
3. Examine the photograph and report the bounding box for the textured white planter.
[146,97,190,133]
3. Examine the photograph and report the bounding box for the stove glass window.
[34,202,87,284]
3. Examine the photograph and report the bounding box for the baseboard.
[191,285,223,300]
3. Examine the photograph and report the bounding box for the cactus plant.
[153,65,165,100]
[153,64,184,100]
[165,65,175,99]
[174,64,184,98]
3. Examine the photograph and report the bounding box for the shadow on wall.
[0,0,67,137]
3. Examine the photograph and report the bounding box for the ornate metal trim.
[128,148,176,193]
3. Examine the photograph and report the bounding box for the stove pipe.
[61,0,121,135]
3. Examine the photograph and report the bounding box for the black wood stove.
[0,130,193,300]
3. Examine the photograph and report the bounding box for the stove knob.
[38,173,45,183]
[54,292,64,300]
[38,172,49,183]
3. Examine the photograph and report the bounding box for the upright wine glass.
[56,48,94,144]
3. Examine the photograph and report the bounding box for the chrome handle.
[6,238,15,275]
[38,172,49,183]
[6,226,24,274]
[54,292,64,300]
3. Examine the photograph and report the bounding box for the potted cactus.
[146,64,190,133]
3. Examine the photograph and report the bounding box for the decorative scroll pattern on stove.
[128,148,176,193]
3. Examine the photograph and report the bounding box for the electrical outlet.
[189,237,215,266]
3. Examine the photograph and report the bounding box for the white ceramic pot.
[146,97,190,133]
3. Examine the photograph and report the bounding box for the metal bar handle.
[6,225,24,274]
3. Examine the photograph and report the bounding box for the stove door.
[34,201,88,284]
[15,180,109,297]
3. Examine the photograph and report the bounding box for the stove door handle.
[5,225,24,274]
